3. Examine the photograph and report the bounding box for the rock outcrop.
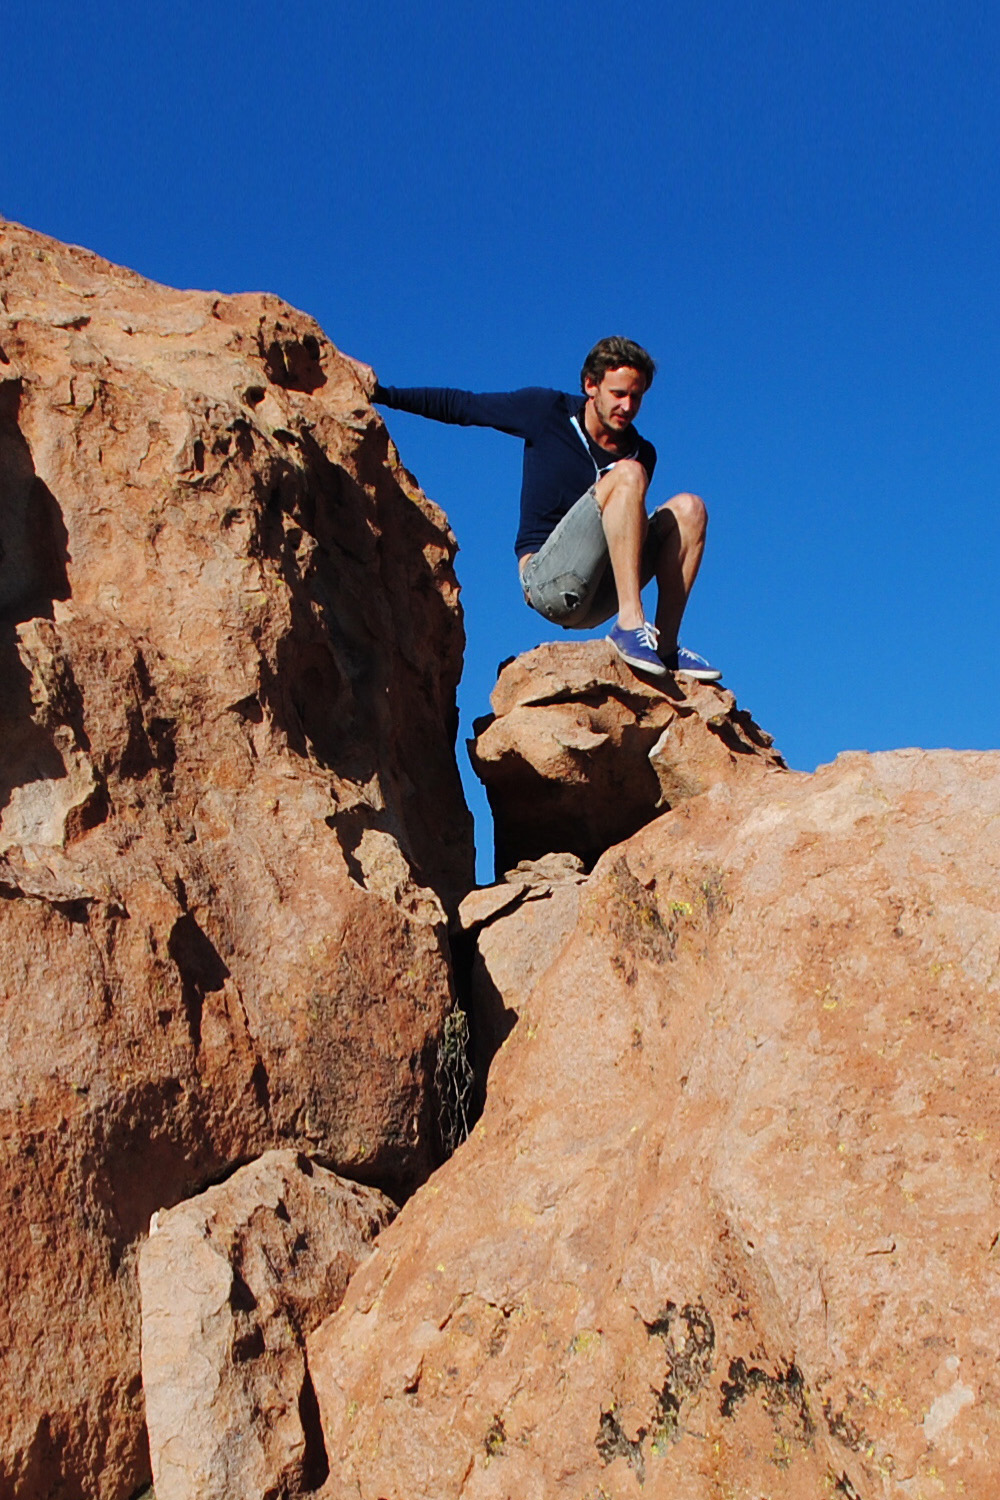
[457,853,588,1103]
[469,641,785,872]
[140,1151,393,1500]
[0,223,472,1499]
[310,749,1000,1499]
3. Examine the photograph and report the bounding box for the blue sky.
[6,1,998,877]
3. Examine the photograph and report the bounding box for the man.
[368,335,720,680]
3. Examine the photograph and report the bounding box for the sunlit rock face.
[0,221,472,1500]
[456,852,588,1106]
[310,748,1000,1500]
[139,1150,394,1500]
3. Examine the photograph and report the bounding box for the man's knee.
[661,490,708,539]
[595,458,648,511]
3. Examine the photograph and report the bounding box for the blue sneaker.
[608,620,668,676]
[661,645,722,681]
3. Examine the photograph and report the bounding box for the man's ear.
[583,376,598,398]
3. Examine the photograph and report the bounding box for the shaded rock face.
[469,640,784,873]
[140,1150,393,1500]
[0,224,472,1498]
[310,750,1000,1500]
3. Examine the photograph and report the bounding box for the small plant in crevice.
[434,1007,474,1157]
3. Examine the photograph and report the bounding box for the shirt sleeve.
[372,385,556,440]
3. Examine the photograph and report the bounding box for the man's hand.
[344,355,378,398]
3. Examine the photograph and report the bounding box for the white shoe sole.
[675,666,723,681]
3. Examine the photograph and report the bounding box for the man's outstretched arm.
[372,383,556,439]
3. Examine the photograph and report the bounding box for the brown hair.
[580,336,656,393]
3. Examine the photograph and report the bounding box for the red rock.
[0,223,471,1498]
[458,854,587,1099]
[140,1150,393,1500]
[469,640,785,872]
[310,749,1000,1499]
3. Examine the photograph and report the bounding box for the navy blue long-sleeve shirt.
[373,384,657,558]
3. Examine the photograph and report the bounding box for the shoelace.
[635,621,659,650]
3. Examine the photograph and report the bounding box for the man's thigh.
[521,490,673,630]
[520,485,613,627]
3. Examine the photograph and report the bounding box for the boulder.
[310,749,1000,1499]
[457,854,587,1102]
[0,223,472,1498]
[139,1151,393,1500]
[468,640,785,873]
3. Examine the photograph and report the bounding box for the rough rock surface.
[469,640,785,872]
[140,1150,393,1500]
[457,854,587,1101]
[311,749,1000,1499]
[0,223,472,1498]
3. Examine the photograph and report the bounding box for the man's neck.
[583,397,631,453]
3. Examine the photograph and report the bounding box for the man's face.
[585,365,647,437]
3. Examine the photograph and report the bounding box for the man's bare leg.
[651,492,708,650]
[594,459,650,630]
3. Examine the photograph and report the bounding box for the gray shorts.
[519,484,671,630]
